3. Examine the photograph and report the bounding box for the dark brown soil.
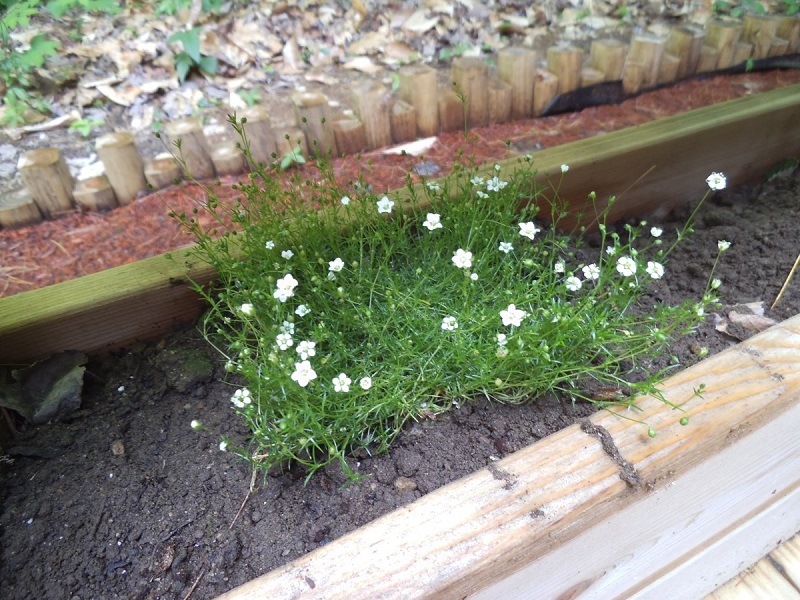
[2,167,800,599]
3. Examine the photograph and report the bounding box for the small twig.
[182,569,204,600]
[229,468,258,529]
[771,251,800,309]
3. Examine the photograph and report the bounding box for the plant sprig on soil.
[173,116,728,481]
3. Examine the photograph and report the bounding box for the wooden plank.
[1,84,799,363]
[705,558,800,599]
[771,532,800,588]
[215,315,800,599]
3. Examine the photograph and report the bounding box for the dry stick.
[771,252,800,309]
[583,164,657,231]
[229,468,258,530]
[182,570,205,600]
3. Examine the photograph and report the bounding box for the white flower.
[706,172,727,191]
[711,278,722,289]
[276,332,293,350]
[718,240,731,252]
[519,221,541,240]
[376,196,394,213]
[496,333,507,346]
[554,260,565,274]
[291,360,317,387]
[295,304,311,317]
[191,419,202,430]
[476,190,488,199]
[582,264,600,281]
[452,248,473,269]
[280,320,295,335]
[340,196,351,205]
[281,250,294,260]
[494,163,501,172]
[426,181,440,191]
[470,273,478,281]
[239,303,255,316]
[265,240,275,249]
[616,256,637,277]
[646,261,665,279]
[296,340,316,360]
[423,213,443,231]
[496,347,509,358]
[470,176,485,186]
[332,373,351,393]
[231,388,252,408]
[606,245,616,256]
[359,376,372,390]
[560,164,569,173]
[487,176,508,192]
[500,304,527,327]
[695,304,705,317]
[219,440,228,452]
[328,257,345,273]
[274,274,299,302]
[650,227,663,238]
[441,316,458,331]
[565,276,582,291]
[498,242,513,254]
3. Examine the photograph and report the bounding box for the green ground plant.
[177,117,728,481]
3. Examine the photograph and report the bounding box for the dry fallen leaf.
[402,9,439,33]
[714,302,777,340]
[382,136,438,156]
[97,84,142,107]
[343,56,382,74]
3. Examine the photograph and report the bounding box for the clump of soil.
[2,168,800,599]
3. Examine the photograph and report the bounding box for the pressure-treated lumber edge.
[216,314,800,600]
[0,84,798,363]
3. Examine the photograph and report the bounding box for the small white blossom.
[487,176,508,192]
[280,320,295,335]
[582,264,600,281]
[494,163,501,172]
[496,333,508,346]
[291,360,317,387]
[616,256,637,277]
[441,316,458,331]
[274,274,299,302]
[519,222,541,240]
[695,304,705,317]
[496,347,509,358]
[376,196,394,213]
[646,261,665,280]
[219,440,228,452]
[606,245,616,256]
[565,276,582,291]
[332,373,351,393]
[650,227,663,238]
[718,240,731,252]
[554,260,565,274]
[340,196,351,205]
[295,304,311,317]
[711,278,722,289]
[191,419,202,430]
[426,181,440,191]
[276,332,293,350]
[498,242,513,254]
[281,250,294,260]
[360,376,372,390]
[239,303,255,316]
[500,304,527,327]
[423,213,443,231]
[452,248,473,269]
[560,164,569,173]
[470,273,478,281]
[470,176,485,187]
[265,240,275,249]
[231,388,252,408]
[706,172,727,191]
[328,257,345,273]
[296,340,316,360]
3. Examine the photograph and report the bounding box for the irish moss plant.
[175,117,728,481]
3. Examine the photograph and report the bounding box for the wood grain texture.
[215,315,800,600]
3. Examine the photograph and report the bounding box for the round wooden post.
[332,118,367,155]
[95,131,146,206]
[732,42,753,65]
[0,188,42,228]
[589,39,627,81]
[696,46,720,73]
[706,19,743,69]
[533,70,559,116]
[656,53,681,84]
[742,14,778,59]
[623,35,665,90]
[350,80,392,150]
[777,16,800,52]
[547,45,584,94]
[211,142,246,176]
[144,153,182,190]
[390,99,417,144]
[18,148,74,219]
[239,105,277,167]
[488,79,512,125]
[497,47,536,119]
[666,26,705,79]
[438,87,465,133]
[292,91,337,157]
[275,126,309,159]
[73,175,118,211]
[398,64,439,138]
[452,56,489,128]
[164,118,216,180]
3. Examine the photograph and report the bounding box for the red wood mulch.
[2,69,800,299]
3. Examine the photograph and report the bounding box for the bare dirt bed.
[1,165,799,599]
